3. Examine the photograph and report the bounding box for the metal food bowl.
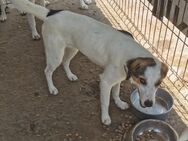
[130,88,173,120]
[128,119,178,141]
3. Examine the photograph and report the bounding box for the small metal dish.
[130,88,173,120]
[128,119,178,141]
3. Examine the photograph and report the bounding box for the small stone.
[102,132,107,137]
[66,122,70,125]
[36,114,40,117]
[66,133,72,137]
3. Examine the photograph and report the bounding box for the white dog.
[12,0,168,125]
[0,0,49,39]
[0,0,7,21]
[1,0,92,39]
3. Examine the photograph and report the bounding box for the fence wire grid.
[97,0,188,124]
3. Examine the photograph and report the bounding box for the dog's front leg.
[99,65,124,125]
[100,78,112,125]
[27,14,40,40]
[112,83,129,110]
[0,0,7,22]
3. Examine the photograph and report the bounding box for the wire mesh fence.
[97,0,188,124]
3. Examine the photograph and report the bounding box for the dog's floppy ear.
[160,62,168,79]
[126,57,156,80]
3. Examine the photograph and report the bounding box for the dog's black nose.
[144,100,153,107]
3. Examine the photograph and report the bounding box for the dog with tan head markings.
[12,0,168,125]
[126,57,168,108]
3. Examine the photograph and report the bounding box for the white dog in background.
[80,0,92,9]
[0,0,7,21]
[0,0,49,39]
[12,0,168,125]
[0,0,92,39]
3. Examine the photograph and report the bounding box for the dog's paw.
[102,114,111,125]
[80,3,88,10]
[84,0,92,5]
[116,100,129,110]
[0,15,7,22]
[32,32,41,40]
[20,11,27,16]
[44,0,50,6]
[68,74,78,81]
[49,87,59,95]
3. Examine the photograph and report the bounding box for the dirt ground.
[0,0,187,141]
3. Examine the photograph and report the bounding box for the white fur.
[12,0,165,125]
[0,0,7,21]
[27,12,41,39]
[179,128,188,141]
[1,0,91,37]
[0,0,48,39]
[80,0,92,9]
[136,63,161,107]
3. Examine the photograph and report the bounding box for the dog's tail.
[12,0,49,21]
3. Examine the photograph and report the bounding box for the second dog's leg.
[63,47,78,81]
[40,0,50,7]
[80,0,88,9]
[112,83,129,110]
[0,0,7,22]
[84,0,92,5]
[27,14,40,40]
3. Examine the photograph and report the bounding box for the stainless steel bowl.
[128,119,178,141]
[130,88,173,120]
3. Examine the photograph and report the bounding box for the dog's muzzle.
[144,99,153,107]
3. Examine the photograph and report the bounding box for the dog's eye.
[140,78,147,85]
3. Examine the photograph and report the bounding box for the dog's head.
[126,57,168,108]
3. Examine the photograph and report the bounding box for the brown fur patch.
[132,75,141,85]
[126,57,156,80]
[154,63,168,87]
[132,76,147,86]
[160,62,168,79]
